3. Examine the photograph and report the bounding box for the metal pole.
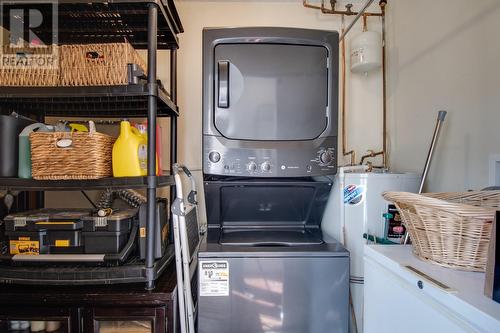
[170,49,178,206]
[339,0,375,41]
[380,0,387,168]
[418,111,447,193]
[146,3,158,290]
[404,110,447,245]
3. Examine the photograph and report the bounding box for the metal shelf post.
[146,2,159,290]
[170,49,178,206]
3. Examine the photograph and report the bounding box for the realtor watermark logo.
[0,0,58,69]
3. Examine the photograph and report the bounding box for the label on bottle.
[138,144,148,171]
[387,204,406,239]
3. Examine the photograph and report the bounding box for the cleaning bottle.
[18,123,53,179]
[112,120,147,177]
[133,121,160,175]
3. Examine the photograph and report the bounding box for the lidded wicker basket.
[0,45,60,86]
[30,131,115,180]
[382,191,500,272]
[59,42,147,86]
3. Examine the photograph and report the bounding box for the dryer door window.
[214,43,329,141]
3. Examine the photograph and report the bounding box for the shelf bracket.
[127,63,147,85]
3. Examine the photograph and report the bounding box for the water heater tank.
[350,31,382,74]
[321,171,420,332]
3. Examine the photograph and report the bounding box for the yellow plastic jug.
[112,121,147,177]
[133,122,159,175]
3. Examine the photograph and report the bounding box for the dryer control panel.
[203,135,337,177]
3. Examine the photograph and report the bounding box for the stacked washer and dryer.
[197,27,349,333]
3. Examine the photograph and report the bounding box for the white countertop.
[365,245,500,331]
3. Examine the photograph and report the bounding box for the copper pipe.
[359,1,388,168]
[339,0,376,41]
[380,0,387,168]
[340,15,356,166]
[303,0,388,167]
[317,0,383,16]
[359,150,385,166]
[303,0,382,16]
[303,0,322,10]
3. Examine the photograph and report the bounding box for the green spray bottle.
[18,123,53,179]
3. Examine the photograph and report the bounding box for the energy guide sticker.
[200,261,229,296]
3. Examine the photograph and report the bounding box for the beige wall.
[386,0,500,192]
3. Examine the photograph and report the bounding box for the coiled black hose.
[97,189,146,209]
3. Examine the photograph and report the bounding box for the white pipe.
[339,165,369,246]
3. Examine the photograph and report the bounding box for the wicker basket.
[30,131,115,180]
[0,45,60,86]
[382,191,500,272]
[59,42,147,86]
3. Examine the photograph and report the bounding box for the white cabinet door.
[364,258,477,333]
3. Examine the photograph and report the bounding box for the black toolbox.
[4,209,89,232]
[81,208,137,254]
[139,199,169,260]
[4,209,89,255]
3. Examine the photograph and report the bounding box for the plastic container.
[139,199,169,259]
[112,120,147,177]
[81,208,137,232]
[0,113,35,177]
[6,229,82,255]
[4,209,89,255]
[46,321,61,332]
[9,321,30,330]
[350,30,382,74]
[4,209,89,232]
[83,231,129,254]
[18,123,54,179]
[30,321,46,332]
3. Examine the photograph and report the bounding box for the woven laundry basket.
[59,42,147,86]
[0,45,60,86]
[382,191,500,272]
[30,131,115,180]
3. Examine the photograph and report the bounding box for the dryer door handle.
[218,60,230,108]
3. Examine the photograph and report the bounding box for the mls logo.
[0,0,58,69]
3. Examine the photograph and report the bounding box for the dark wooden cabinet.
[0,265,178,333]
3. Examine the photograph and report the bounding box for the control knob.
[247,162,257,172]
[208,151,221,163]
[319,150,334,165]
[261,162,271,172]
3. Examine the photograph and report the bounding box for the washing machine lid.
[199,228,348,257]
[219,228,324,246]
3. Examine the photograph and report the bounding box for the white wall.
[386,0,500,191]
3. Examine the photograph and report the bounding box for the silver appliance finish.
[198,239,349,333]
[203,27,339,178]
